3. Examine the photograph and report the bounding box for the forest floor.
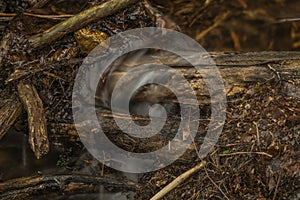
[0,0,299,199]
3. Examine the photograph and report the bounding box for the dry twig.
[23,12,73,19]
[219,151,272,158]
[150,161,206,200]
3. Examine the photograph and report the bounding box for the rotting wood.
[17,83,49,159]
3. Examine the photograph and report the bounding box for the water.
[0,129,62,181]
[0,130,135,199]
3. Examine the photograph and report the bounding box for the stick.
[23,12,73,19]
[150,161,206,200]
[219,151,272,157]
[29,0,139,47]
[0,13,16,17]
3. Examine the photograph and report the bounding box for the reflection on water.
[0,129,62,181]
[0,130,135,199]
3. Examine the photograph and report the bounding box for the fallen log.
[95,51,300,102]
[0,174,139,200]
[50,51,300,148]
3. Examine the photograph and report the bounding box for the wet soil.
[0,0,299,199]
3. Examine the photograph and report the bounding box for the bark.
[17,83,49,159]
